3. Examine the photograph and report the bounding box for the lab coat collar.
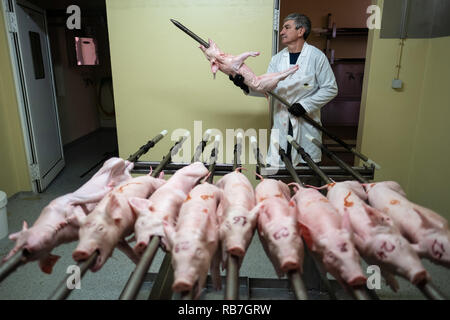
[281,41,310,58]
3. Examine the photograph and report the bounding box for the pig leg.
[251,65,299,92]
[230,51,260,72]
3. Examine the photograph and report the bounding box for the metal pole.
[268,91,380,169]
[0,250,27,283]
[282,139,375,300]
[128,130,168,163]
[224,134,243,300]
[287,270,309,300]
[304,134,369,183]
[150,136,221,300]
[417,281,447,300]
[192,129,212,163]
[48,251,98,300]
[119,133,191,300]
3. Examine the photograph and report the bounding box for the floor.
[0,129,449,300]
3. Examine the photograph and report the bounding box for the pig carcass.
[215,168,257,266]
[291,183,366,286]
[4,157,133,273]
[327,181,429,289]
[364,181,450,268]
[128,162,209,256]
[200,39,299,93]
[252,179,304,277]
[72,173,166,272]
[163,182,222,297]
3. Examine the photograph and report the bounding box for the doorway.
[2,0,117,191]
[278,0,371,165]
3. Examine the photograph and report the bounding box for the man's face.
[280,20,303,45]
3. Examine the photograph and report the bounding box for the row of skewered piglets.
[3,158,450,298]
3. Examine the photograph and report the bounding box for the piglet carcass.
[215,168,257,265]
[327,181,429,288]
[364,181,450,268]
[200,39,299,93]
[4,157,133,273]
[291,183,366,286]
[128,162,209,256]
[164,182,222,297]
[253,179,304,277]
[72,172,166,271]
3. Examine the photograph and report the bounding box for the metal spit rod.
[0,250,28,283]
[192,130,212,163]
[0,131,169,287]
[224,133,244,300]
[48,252,99,300]
[275,141,335,300]
[179,136,221,300]
[301,135,448,300]
[282,138,374,300]
[119,133,193,300]
[170,18,380,170]
[269,92,380,170]
[128,130,168,163]
[50,134,188,301]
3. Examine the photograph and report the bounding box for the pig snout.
[172,277,196,293]
[408,269,429,285]
[280,258,301,272]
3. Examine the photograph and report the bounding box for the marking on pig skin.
[233,216,247,226]
[202,208,208,214]
[289,200,295,207]
[381,241,395,252]
[174,241,190,253]
[390,200,400,205]
[118,182,142,193]
[273,227,289,240]
[184,194,192,202]
[432,239,445,259]
[344,192,354,207]
[299,223,313,248]
[275,193,283,198]
[339,242,348,252]
[376,251,387,260]
[200,194,214,200]
[259,196,267,202]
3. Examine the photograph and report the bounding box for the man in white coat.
[240,13,338,167]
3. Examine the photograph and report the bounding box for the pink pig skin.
[291,184,366,286]
[129,162,209,256]
[4,157,133,274]
[72,174,165,272]
[365,181,450,268]
[163,183,222,298]
[199,39,299,93]
[253,179,304,277]
[215,169,257,265]
[327,181,429,288]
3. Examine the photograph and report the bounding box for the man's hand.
[229,74,250,94]
[288,103,307,117]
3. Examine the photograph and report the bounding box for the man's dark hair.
[284,13,311,40]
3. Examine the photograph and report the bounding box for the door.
[5,0,64,192]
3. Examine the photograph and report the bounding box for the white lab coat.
[266,42,338,167]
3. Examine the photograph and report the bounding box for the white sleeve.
[299,54,338,114]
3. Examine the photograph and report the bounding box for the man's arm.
[298,55,338,114]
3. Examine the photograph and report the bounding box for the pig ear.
[22,221,28,231]
[106,194,123,224]
[412,204,448,230]
[351,232,366,250]
[158,171,165,180]
[250,202,264,221]
[211,61,219,76]
[363,203,393,227]
[128,197,152,215]
[162,220,175,251]
[341,208,353,234]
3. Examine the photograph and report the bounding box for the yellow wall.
[106,0,274,185]
[358,0,450,219]
[0,9,32,197]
